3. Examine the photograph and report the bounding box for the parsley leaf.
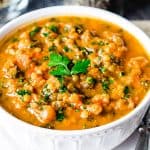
[50,66,70,76]
[71,59,90,75]
[48,53,70,76]
[48,53,90,76]
[48,52,70,67]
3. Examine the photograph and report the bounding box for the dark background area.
[109,0,150,19]
[26,0,150,20]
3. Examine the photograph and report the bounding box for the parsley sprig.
[48,52,90,76]
[71,59,90,74]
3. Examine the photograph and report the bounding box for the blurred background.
[0,0,150,24]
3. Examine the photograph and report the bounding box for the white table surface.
[0,20,150,150]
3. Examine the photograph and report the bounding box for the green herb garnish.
[48,25,58,33]
[48,45,57,51]
[102,80,110,91]
[48,53,70,67]
[56,108,65,121]
[59,86,67,93]
[99,66,107,73]
[43,32,49,37]
[124,86,130,98]
[18,77,24,83]
[71,59,90,75]
[97,41,105,46]
[75,24,84,34]
[11,37,19,42]
[50,65,71,76]
[91,41,108,46]
[63,46,71,52]
[42,84,51,99]
[101,78,113,91]
[48,52,70,76]
[86,77,95,84]
[80,47,93,55]
[29,26,41,38]
[16,89,31,96]
[48,53,90,76]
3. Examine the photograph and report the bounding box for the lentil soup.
[0,17,150,130]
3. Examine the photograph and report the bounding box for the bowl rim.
[0,5,150,136]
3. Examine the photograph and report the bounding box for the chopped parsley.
[42,32,49,37]
[102,80,110,91]
[123,86,130,98]
[86,77,95,84]
[16,89,31,96]
[80,47,93,55]
[49,45,57,51]
[101,78,113,91]
[91,41,108,46]
[99,66,107,73]
[18,77,24,83]
[75,24,84,34]
[11,37,19,42]
[59,86,67,93]
[29,26,41,38]
[56,108,65,121]
[42,84,51,101]
[48,25,59,33]
[97,41,105,46]
[63,46,71,52]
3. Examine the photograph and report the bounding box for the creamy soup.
[0,17,150,130]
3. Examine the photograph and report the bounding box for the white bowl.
[0,6,150,150]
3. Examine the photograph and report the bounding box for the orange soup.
[0,17,150,130]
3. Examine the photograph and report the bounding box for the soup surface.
[0,17,150,130]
